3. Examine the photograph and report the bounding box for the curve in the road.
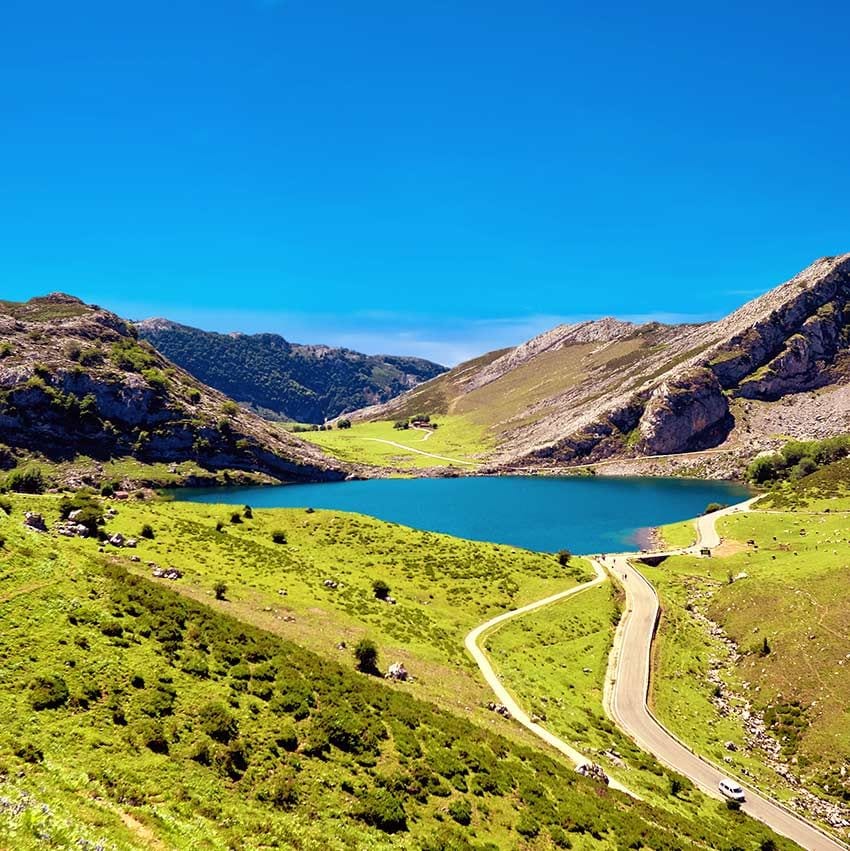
[603,501,847,851]
[464,562,632,795]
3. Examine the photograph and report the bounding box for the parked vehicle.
[719,778,746,802]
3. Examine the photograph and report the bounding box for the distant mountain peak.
[351,253,850,471]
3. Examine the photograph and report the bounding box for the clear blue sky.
[2,1,849,364]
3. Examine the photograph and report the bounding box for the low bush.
[6,465,45,494]
[29,675,69,710]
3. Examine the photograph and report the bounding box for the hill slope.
[137,318,447,423]
[0,294,346,483]
[354,254,850,471]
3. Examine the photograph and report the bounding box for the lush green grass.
[485,584,622,754]
[656,518,697,549]
[294,416,494,469]
[651,497,850,828]
[481,579,791,836]
[0,493,792,850]
[74,496,591,721]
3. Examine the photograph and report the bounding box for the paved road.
[464,562,632,794]
[604,501,847,851]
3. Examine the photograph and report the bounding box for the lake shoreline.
[173,475,752,556]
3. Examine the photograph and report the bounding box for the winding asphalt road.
[466,498,847,848]
[603,501,847,851]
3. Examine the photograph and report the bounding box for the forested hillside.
[138,318,446,423]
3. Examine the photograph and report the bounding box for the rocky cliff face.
[355,254,850,470]
[636,368,732,455]
[0,294,347,482]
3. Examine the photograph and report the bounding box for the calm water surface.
[175,476,751,554]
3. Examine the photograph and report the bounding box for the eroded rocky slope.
[357,254,850,470]
[0,294,347,482]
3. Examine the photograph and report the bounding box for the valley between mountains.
[2,254,850,850]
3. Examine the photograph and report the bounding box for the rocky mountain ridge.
[353,254,850,470]
[0,294,347,483]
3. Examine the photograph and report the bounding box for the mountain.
[137,318,447,423]
[354,254,850,471]
[0,294,346,482]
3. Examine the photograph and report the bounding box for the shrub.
[29,675,70,710]
[140,523,155,539]
[142,368,169,393]
[15,741,44,763]
[221,400,240,416]
[703,502,727,514]
[276,725,298,752]
[0,496,11,515]
[230,512,242,524]
[77,347,103,366]
[257,767,299,808]
[214,581,228,601]
[271,529,287,544]
[139,685,177,717]
[138,719,169,753]
[515,811,540,837]
[243,505,253,519]
[6,465,45,494]
[355,788,407,833]
[337,418,352,429]
[447,797,472,825]
[670,777,682,796]
[198,700,238,743]
[354,638,379,673]
[372,578,391,600]
[188,388,201,403]
[557,549,572,566]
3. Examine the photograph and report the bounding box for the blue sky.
[2,1,849,364]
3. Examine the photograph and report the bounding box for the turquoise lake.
[176,476,751,554]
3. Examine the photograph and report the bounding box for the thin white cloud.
[116,298,722,366]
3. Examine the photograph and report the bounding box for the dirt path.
[361,437,478,466]
[464,561,632,794]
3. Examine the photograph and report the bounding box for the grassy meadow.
[0,491,795,850]
[295,416,494,470]
[88,496,590,722]
[650,485,850,830]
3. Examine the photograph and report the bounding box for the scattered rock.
[151,567,182,580]
[576,762,609,785]
[385,662,410,681]
[23,512,47,532]
[487,701,511,719]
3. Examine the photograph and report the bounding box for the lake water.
[175,476,751,554]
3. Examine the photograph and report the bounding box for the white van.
[719,778,746,802]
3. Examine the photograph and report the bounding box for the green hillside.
[652,454,850,835]
[137,318,446,424]
[0,492,792,850]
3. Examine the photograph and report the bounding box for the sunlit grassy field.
[651,492,850,826]
[0,492,792,850]
[31,494,590,731]
[295,415,494,469]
